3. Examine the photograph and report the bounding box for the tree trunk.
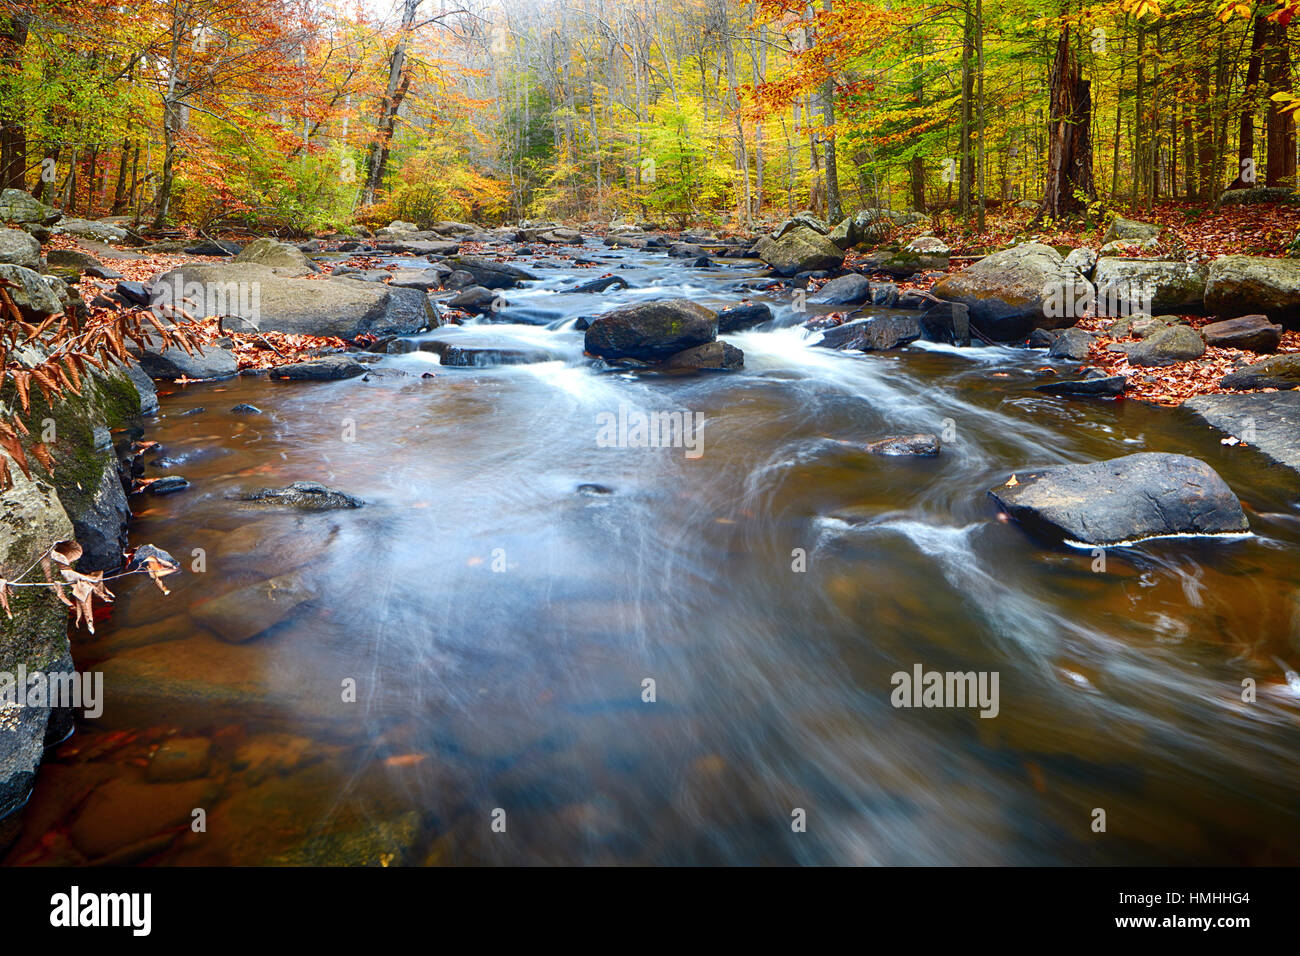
[1266,20,1295,187]
[0,13,30,190]
[1041,28,1094,219]
[1227,11,1269,190]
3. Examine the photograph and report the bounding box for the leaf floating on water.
[1005,474,1019,487]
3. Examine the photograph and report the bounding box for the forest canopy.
[0,0,1296,234]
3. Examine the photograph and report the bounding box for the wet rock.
[919,301,971,347]
[439,345,553,367]
[1204,255,1300,328]
[1034,374,1127,398]
[1048,328,1094,361]
[193,573,318,643]
[1183,391,1300,475]
[988,452,1248,546]
[447,286,502,315]
[231,403,262,415]
[576,483,613,496]
[230,480,364,511]
[233,237,318,274]
[864,433,940,456]
[871,283,900,307]
[374,239,460,257]
[689,255,712,268]
[1027,328,1062,348]
[930,243,1082,340]
[811,273,872,305]
[1219,353,1300,390]
[562,275,628,294]
[1201,314,1283,353]
[146,737,212,782]
[269,354,367,381]
[146,476,190,495]
[445,255,537,289]
[0,227,42,268]
[584,299,717,361]
[386,268,447,291]
[716,303,772,332]
[753,226,845,277]
[814,314,921,351]
[668,242,706,258]
[661,341,744,371]
[124,363,159,415]
[1126,324,1206,367]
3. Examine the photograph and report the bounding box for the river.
[5,241,1299,865]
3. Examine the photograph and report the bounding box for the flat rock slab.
[988,452,1249,545]
[1183,391,1300,476]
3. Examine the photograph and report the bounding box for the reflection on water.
[4,244,1299,865]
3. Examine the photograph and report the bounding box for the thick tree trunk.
[1265,20,1295,187]
[1041,28,1094,219]
[0,13,30,190]
[1226,12,1268,190]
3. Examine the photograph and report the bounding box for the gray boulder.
[228,481,363,511]
[1093,258,1207,316]
[716,303,773,333]
[0,264,63,320]
[1183,392,1300,475]
[584,299,717,361]
[1126,324,1206,367]
[1204,255,1300,328]
[1102,217,1160,245]
[814,315,921,351]
[753,226,845,277]
[989,452,1248,545]
[1201,314,1283,353]
[931,243,1082,340]
[1048,328,1094,361]
[53,218,129,243]
[233,237,318,274]
[0,188,60,228]
[129,335,239,381]
[445,256,537,289]
[152,264,435,338]
[661,341,744,371]
[811,273,872,305]
[0,227,42,268]
[268,355,367,381]
[864,434,939,456]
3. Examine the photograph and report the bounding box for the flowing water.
[5,243,1300,865]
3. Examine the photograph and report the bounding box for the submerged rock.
[193,573,318,644]
[864,433,940,457]
[988,452,1248,545]
[229,481,364,511]
[1183,391,1300,475]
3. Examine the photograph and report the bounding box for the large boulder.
[753,226,845,277]
[988,452,1248,546]
[1204,255,1300,328]
[1092,258,1207,315]
[775,213,830,238]
[233,238,318,274]
[0,227,42,268]
[931,243,1082,340]
[661,341,745,371]
[1219,353,1300,390]
[445,256,537,289]
[0,188,60,228]
[151,264,435,339]
[584,299,717,361]
[811,273,872,305]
